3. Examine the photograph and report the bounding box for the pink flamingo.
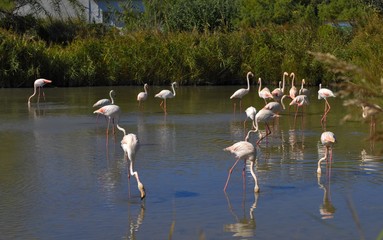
[223,130,259,193]
[244,106,257,129]
[264,95,288,114]
[318,84,335,125]
[93,104,121,143]
[230,72,254,112]
[137,83,149,107]
[28,78,52,105]
[258,78,273,105]
[362,103,383,135]
[289,95,309,116]
[253,108,279,145]
[317,131,336,175]
[117,125,146,200]
[272,72,288,102]
[155,82,177,114]
[93,90,115,108]
[299,79,310,96]
[289,72,298,100]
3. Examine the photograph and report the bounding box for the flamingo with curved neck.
[155,82,177,114]
[230,71,254,112]
[28,78,52,105]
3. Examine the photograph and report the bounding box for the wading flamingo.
[244,106,257,129]
[299,79,310,96]
[230,72,254,112]
[93,90,115,108]
[137,83,149,107]
[28,78,52,105]
[93,104,121,144]
[272,72,288,102]
[318,84,335,126]
[253,108,279,145]
[317,131,336,175]
[289,94,309,116]
[362,103,383,135]
[117,125,146,200]
[264,95,288,114]
[289,72,298,100]
[223,130,259,193]
[258,78,273,105]
[155,82,177,114]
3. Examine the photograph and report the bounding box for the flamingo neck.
[110,91,115,104]
[246,74,251,90]
[144,85,148,94]
[249,159,259,193]
[282,74,286,93]
[301,80,304,90]
[116,124,126,136]
[28,86,38,104]
[171,83,176,97]
[258,78,262,94]
[280,95,287,109]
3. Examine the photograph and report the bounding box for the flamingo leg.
[224,157,241,191]
[106,118,111,146]
[160,100,164,110]
[164,99,167,114]
[37,87,41,104]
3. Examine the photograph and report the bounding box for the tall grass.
[0,18,380,87]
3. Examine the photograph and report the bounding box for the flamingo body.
[155,82,177,114]
[317,131,336,174]
[137,83,148,105]
[258,78,273,104]
[28,78,52,104]
[224,130,259,193]
[118,127,146,200]
[93,90,115,108]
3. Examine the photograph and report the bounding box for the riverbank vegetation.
[0,0,382,88]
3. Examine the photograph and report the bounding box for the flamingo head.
[138,182,146,200]
[247,72,254,78]
[284,72,289,77]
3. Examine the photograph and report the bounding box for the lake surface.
[0,85,382,239]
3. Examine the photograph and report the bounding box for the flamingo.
[155,82,177,114]
[264,95,288,114]
[253,108,279,145]
[28,78,52,105]
[93,90,115,108]
[362,103,383,135]
[318,84,335,125]
[317,131,336,175]
[223,130,259,193]
[272,72,288,102]
[230,72,254,112]
[258,78,273,105]
[289,94,309,117]
[244,106,257,129]
[93,104,121,143]
[116,125,146,200]
[137,83,149,107]
[299,79,310,96]
[289,72,298,100]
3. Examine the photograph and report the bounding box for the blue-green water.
[0,85,382,239]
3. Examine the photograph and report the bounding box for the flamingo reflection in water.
[223,130,259,193]
[317,174,336,219]
[117,125,146,200]
[317,131,336,175]
[224,192,258,238]
[126,203,145,239]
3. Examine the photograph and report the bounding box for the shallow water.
[0,85,382,239]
